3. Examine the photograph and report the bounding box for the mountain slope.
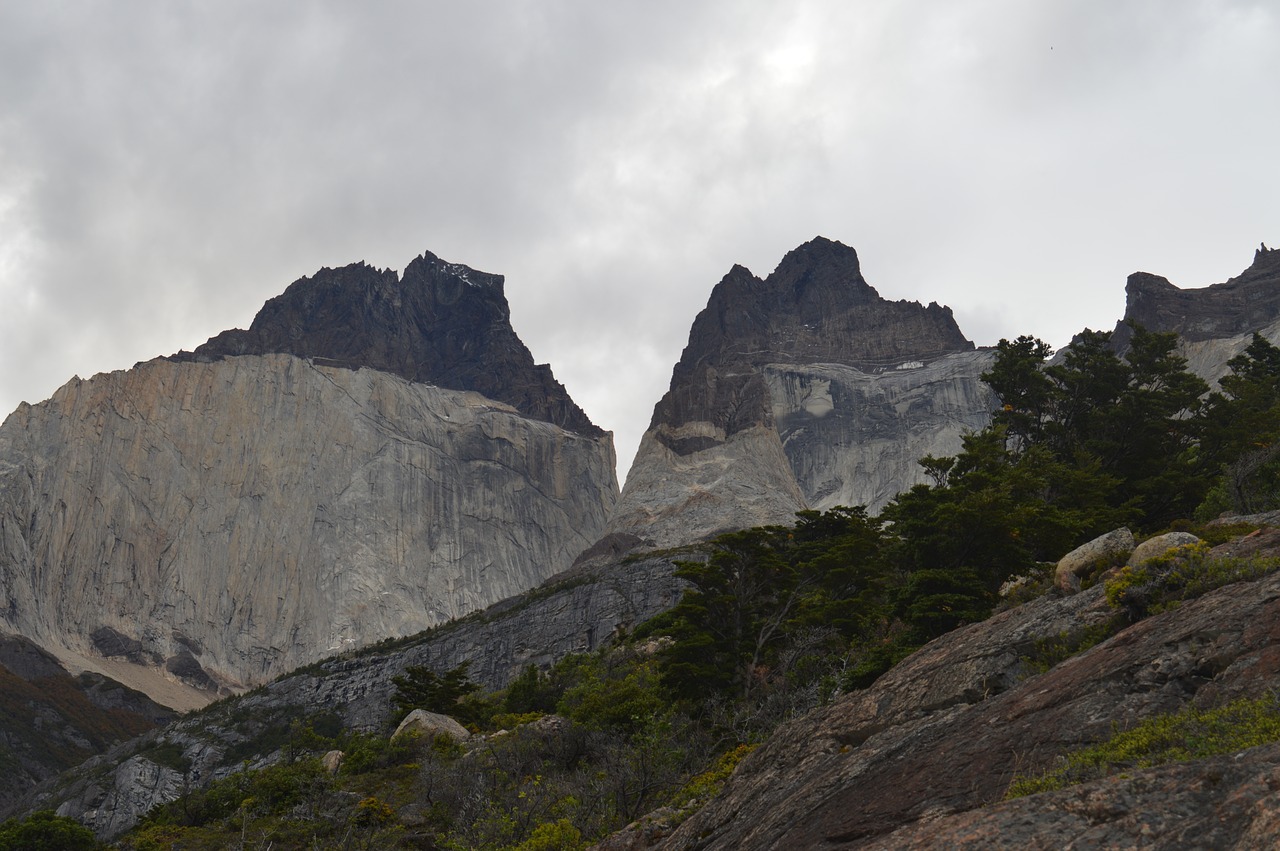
[9,550,688,835]
[0,635,172,813]
[660,528,1280,849]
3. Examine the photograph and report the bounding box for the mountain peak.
[1119,244,1280,345]
[652,237,972,439]
[169,251,602,436]
[773,235,861,274]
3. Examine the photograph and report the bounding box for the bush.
[668,743,757,810]
[557,658,666,734]
[1105,544,1280,620]
[0,810,100,851]
[512,818,585,851]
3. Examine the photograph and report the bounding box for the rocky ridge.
[0,253,617,705]
[610,237,993,545]
[1116,244,1280,383]
[9,551,688,835]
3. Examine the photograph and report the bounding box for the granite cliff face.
[1115,244,1280,382]
[610,237,994,545]
[0,254,617,705]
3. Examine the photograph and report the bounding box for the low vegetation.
[0,810,101,851]
[1105,542,1280,621]
[1006,692,1280,799]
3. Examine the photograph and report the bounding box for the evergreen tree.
[978,324,1208,529]
[390,661,481,723]
[1199,333,1280,514]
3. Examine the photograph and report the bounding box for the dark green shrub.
[0,810,100,851]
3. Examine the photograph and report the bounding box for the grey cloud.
[2,1,1279,483]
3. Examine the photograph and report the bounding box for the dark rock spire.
[169,251,602,436]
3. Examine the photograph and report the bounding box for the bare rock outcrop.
[611,238,992,546]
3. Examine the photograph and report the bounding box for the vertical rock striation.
[0,253,617,703]
[610,237,994,546]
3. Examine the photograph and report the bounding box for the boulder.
[1054,528,1135,593]
[321,750,343,775]
[1128,532,1202,567]
[392,709,471,743]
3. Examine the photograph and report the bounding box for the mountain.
[10,238,1280,844]
[0,252,617,707]
[0,635,172,812]
[609,237,996,546]
[1115,244,1280,381]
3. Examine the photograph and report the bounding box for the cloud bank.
[2,1,1278,480]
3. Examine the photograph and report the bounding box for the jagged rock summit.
[169,251,601,436]
[652,237,973,447]
[609,237,995,546]
[1122,244,1280,343]
[0,251,617,708]
[1115,244,1280,381]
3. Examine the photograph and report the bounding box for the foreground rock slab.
[864,742,1280,850]
[661,536,1280,849]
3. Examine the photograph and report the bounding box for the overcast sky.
[2,1,1278,483]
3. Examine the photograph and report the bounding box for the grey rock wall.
[0,353,617,699]
[766,350,998,513]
